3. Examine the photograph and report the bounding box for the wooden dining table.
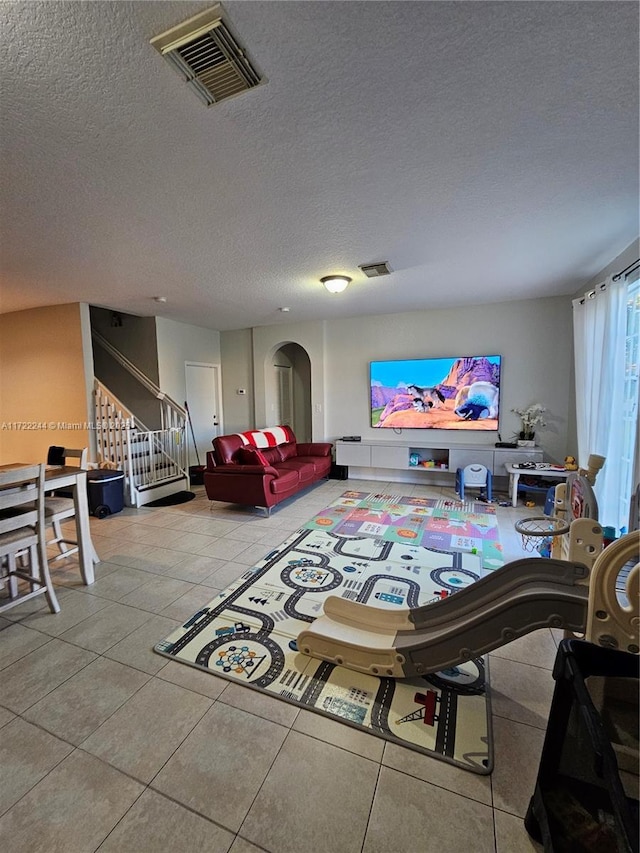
[0,463,97,585]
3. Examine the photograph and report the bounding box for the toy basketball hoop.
[515,516,570,554]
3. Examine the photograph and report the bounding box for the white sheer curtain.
[573,275,628,531]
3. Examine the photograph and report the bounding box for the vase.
[518,431,536,447]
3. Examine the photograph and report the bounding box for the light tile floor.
[0,477,554,852]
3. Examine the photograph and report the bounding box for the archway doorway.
[270,343,312,442]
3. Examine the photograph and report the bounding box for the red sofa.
[204,426,333,513]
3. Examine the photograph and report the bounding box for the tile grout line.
[359,759,385,853]
[1,479,552,850]
[234,723,316,842]
[0,721,73,822]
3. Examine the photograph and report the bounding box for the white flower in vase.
[512,404,546,440]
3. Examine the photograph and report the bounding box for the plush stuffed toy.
[564,456,578,470]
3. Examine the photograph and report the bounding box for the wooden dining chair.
[46,446,85,560]
[44,447,99,565]
[0,464,60,614]
[53,447,88,468]
[47,446,88,497]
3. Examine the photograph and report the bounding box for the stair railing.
[92,331,189,504]
[128,428,187,491]
[92,330,186,431]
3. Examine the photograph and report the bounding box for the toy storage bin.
[525,639,639,852]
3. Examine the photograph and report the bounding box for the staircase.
[92,332,189,507]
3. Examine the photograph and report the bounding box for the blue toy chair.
[455,464,492,502]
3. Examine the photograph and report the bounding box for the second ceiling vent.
[151,4,263,107]
[359,262,392,278]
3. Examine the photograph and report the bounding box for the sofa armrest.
[206,451,217,471]
[296,442,333,457]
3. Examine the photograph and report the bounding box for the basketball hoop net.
[514,516,570,555]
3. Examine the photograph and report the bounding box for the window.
[573,261,639,532]
[620,274,640,529]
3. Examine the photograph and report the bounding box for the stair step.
[137,475,186,492]
[95,385,187,505]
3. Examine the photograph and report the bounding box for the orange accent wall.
[0,304,90,464]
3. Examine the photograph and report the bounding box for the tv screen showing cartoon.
[370,355,501,430]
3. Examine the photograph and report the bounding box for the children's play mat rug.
[155,491,505,774]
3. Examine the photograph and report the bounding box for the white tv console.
[335,439,543,483]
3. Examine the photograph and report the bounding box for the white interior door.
[274,364,293,427]
[185,362,222,467]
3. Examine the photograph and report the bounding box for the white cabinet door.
[371,444,408,469]
[336,442,371,466]
[449,448,494,472]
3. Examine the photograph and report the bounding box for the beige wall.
[252,321,327,441]
[156,317,221,408]
[220,328,255,434]
[91,306,160,384]
[324,295,573,464]
[0,303,91,463]
[220,295,574,463]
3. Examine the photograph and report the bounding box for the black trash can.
[86,470,125,518]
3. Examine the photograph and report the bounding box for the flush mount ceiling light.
[321,275,352,294]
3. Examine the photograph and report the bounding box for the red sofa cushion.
[296,454,332,478]
[260,447,282,466]
[277,442,298,461]
[237,446,269,466]
[269,469,300,494]
[214,434,244,465]
[276,459,315,483]
[214,427,297,465]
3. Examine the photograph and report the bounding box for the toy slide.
[297,532,639,678]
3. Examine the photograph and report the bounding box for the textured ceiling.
[1,1,638,331]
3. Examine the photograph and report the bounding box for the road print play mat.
[155,491,504,773]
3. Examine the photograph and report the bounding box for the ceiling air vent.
[358,262,392,278]
[151,4,263,107]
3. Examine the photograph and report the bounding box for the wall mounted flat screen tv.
[370,355,502,430]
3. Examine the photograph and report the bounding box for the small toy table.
[505,463,570,507]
